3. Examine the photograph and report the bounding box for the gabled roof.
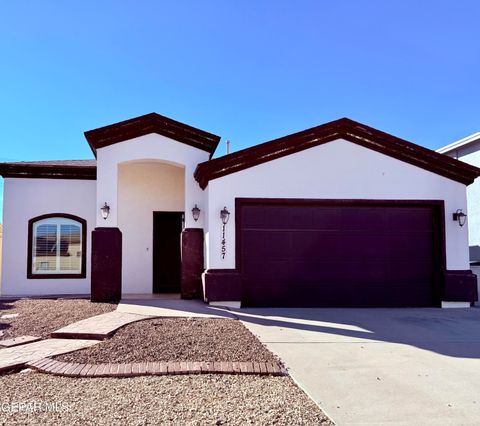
[84,112,221,157]
[0,160,96,179]
[437,132,480,154]
[194,118,480,189]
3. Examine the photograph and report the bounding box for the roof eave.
[84,113,221,158]
[195,118,480,189]
[0,165,97,180]
[437,132,480,154]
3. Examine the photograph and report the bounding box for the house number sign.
[221,223,227,259]
[220,206,230,260]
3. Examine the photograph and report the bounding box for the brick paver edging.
[26,358,286,378]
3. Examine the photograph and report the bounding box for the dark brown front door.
[153,212,183,293]
[238,200,443,307]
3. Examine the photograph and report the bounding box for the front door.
[152,212,183,293]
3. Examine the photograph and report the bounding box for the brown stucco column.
[181,228,204,299]
[91,227,122,303]
[202,269,242,303]
[443,270,478,303]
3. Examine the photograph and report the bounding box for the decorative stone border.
[27,358,286,378]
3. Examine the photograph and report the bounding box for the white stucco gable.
[96,133,210,229]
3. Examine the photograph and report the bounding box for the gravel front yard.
[0,371,332,425]
[0,299,117,340]
[56,318,279,364]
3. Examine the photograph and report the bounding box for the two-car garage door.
[239,200,442,307]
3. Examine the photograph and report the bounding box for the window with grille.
[28,214,86,278]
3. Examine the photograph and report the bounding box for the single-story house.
[1,113,479,308]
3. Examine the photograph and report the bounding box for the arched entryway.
[117,160,185,295]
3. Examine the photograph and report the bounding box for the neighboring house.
[437,133,480,304]
[0,113,479,308]
[437,133,480,262]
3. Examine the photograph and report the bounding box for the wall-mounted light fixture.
[100,202,111,220]
[192,204,201,222]
[220,206,230,225]
[220,206,230,260]
[453,209,467,227]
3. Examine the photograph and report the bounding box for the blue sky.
[0,1,479,222]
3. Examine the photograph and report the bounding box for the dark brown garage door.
[238,200,443,307]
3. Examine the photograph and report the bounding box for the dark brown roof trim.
[84,112,221,157]
[195,118,480,188]
[0,160,96,180]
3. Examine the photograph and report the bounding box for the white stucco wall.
[442,141,480,258]
[0,178,96,296]
[96,133,209,230]
[206,139,469,271]
[118,161,185,294]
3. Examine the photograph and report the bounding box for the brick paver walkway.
[27,358,285,377]
[0,338,99,373]
[51,311,153,340]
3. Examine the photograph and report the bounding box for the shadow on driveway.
[227,307,480,358]
[118,298,480,359]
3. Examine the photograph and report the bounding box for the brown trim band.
[194,118,480,188]
[27,213,87,279]
[84,112,221,157]
[0,164,96,180]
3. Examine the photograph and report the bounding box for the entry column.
[91,227,122,302]
[181,228,204,299]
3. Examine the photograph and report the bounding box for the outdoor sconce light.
[453,209,467,227]
[192,204,201,222]
[100,202,110,220]
[220,206,230,225]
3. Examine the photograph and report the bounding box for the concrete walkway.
[0,338,99,373]
[117,298,236,318]
[235,307,480,426]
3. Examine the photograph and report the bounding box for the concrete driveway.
[234,308,480,426]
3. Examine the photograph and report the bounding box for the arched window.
[28,214,87,279]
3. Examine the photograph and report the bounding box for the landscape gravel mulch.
[0,299,117,340]
[56,318,280,364]
[0,371,333,425]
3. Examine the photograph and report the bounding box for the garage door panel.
[340,208,387,231]
[243,260,291,282]
[289,261,342,283]
[312,208,341,229]
[244,282,291,305]
[240,202,439,307]
[243,230,291,260]
[386,208,433,231]
[388,260,434,283]
[264,233,292,259]
[266,207,293,229]
[242,231,266,257]
[388,235,433,260]
[242,206,269,228]
[291,232,343,260]
[340,235,390,260]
